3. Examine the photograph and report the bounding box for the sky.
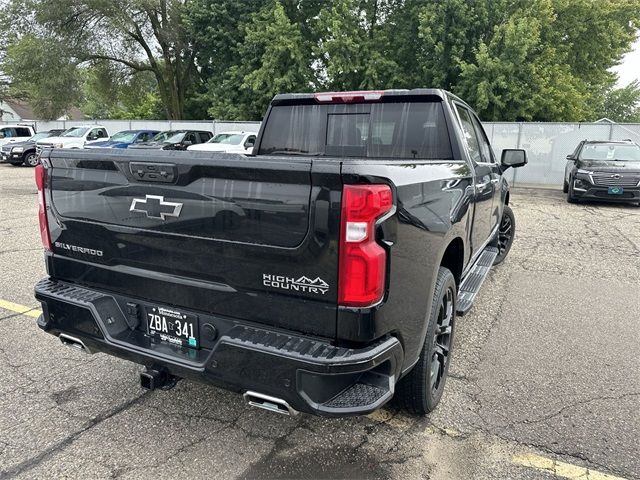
[613,37,640,87]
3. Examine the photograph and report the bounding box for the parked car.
[37,125,110,150]
[564,140,640,204]
[0,124,36,147]
[129,130,213,150]
[0,129,65,166]
[186,131,257,154]
[84,130,160,149]
[34,89,527,417]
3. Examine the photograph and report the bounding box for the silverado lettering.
[34,89,527,417]
[53,242,103,257]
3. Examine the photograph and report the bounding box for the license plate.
[146,306,199,348]
[608,186,624,195]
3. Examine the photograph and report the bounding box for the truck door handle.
[475,182,489,190]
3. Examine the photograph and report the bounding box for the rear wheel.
[493,205,515,265]
[563,180,568,193]
[23,152,39,167]
[394,267,456,414]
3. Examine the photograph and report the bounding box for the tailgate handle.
[130,162,177,183]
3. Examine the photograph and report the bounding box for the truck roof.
[583,139,637,145]
[271,88,471,109]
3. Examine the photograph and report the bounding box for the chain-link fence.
[485,122,640,187]
[3,118,639,188]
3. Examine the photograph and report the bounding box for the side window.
[0,128,9,138]
[184,132,197,143]
[455,106,482,163]
[470,114,494,163]
[98,129,108,138]
[88,128,100,139]
[15,127,32,137]
[199,132,212,143]
[245,135,256,147]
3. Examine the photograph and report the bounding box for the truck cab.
[36,125,110,150]
[0,124,36,147]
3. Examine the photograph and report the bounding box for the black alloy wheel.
[393,267,457,414]
[493,205,515,265]
[430,285,454,394]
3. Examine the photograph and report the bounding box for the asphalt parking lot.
[0,163,638,480]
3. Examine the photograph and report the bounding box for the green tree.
[208,1,313,120]
[594,81,640,123]
[456,2,590,121]
[11,0,198,119]
[4,35,82,119]
[314,0,399,90]
[81,63,165,119]
[418,0,640,121]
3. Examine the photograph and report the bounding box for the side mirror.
[244,140,255,149]
[566,155,576,161]
[501,149,527,169]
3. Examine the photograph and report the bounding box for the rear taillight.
[35,164,52,251]
[338,184,393,307]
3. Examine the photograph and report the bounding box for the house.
[0,98,85,122]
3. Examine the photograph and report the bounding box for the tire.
[394,267,456,415]
[493,205,515,265]
[563,181,568,193]
[566,178,577,203]
[8,161,23,167]
[23,152,39,167]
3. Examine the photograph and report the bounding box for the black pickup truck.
[34,89,526,417]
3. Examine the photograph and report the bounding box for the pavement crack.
[0,392,151,479]
[498,392,640,430]
[0,309,39,322]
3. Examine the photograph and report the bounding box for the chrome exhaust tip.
[243,391,299,416]
[59,334,92,354]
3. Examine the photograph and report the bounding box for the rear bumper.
[35,278,403,417]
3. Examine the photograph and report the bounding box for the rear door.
[454,104,494,255]
[45,149,342,338]
[470,113,502,232]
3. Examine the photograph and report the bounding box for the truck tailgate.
[44,149,341,337]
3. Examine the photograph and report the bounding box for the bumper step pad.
[323,383,388,409]
[456,246,498,316]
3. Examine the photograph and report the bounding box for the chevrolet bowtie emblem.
[130,195,183,220]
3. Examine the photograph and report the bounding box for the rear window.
[259,101,452,159]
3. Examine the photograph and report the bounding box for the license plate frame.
[607,186,624,195]
[145,306,199,349]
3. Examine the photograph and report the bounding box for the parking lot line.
[0,298,42,318]
[512,453,627,480]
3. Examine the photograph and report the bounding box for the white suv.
[37,125,110,149]
[0,124,36,147]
